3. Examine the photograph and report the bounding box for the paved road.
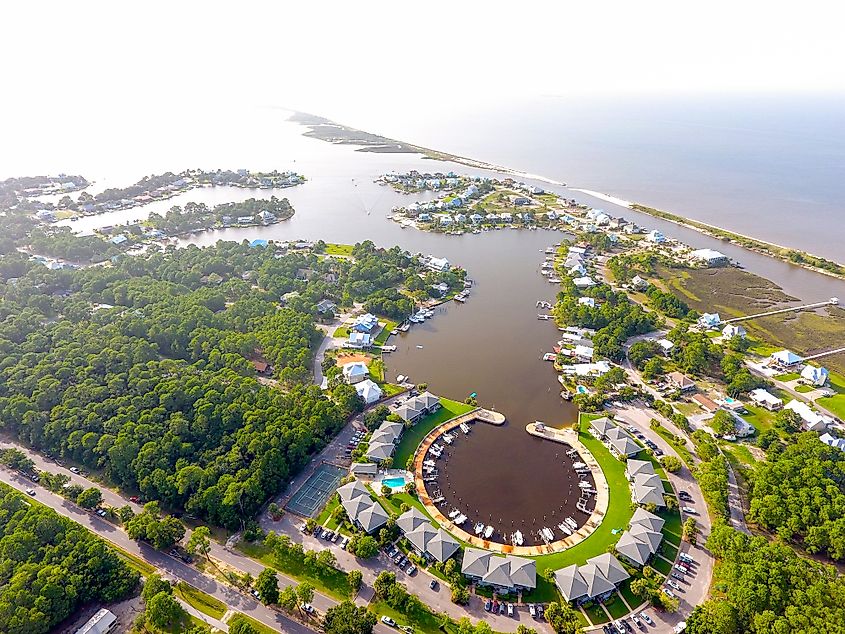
[312,307,358,386]
[0,468,311,634]
[610,403,715,632]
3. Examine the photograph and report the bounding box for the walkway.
[721,298,837,324]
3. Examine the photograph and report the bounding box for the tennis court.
[286,463,347,517]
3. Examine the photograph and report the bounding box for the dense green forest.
[0,483,139,634]
[146,196,295,234]
[0,239,447,528]
[748,433,845,560]
[687,523,845,633]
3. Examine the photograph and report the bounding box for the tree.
[76,486,104,509]
[373,571,396,599]
[545,601,584,634]
[710,410,736,436]
[142,574,172,602]
[773,408,803,433]
[146,591,186,630]
[255,568,279,605]
[317,549,337,568]
[683,517,698,545]
[451,585,470,605]
[517,626,538,634]
[323,599,377,634]
[186,525,212,561]
[267,502,283,520]
[349,534,379,559]
[116,505,135,523]
[660,455,682,473]
[348,569,363,591]
[279,585,298,613]
[297,581,315,611]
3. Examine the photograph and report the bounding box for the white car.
[381,616,397,627]
[640,612,654,626]
[69,467,80,474]
[25,488,36,496]
[667,579,681,590]
[682,506,698,515]
[507,603,514,616]
[301,603,315,614]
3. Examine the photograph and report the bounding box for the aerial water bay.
[45,105,845,472]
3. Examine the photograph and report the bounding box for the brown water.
[429,421,594,546]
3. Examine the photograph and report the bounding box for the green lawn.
[619,579,642,610]
[604,592,631,618]
[740,403,777,434]
[237,541,353,600]
[391,398,475,469]
[528,414,633,580]
[659,540,679,561]
[583,601,610,625]
[795,384,814,393]
[374,319,399,346]
[112,544,157,577]
[659,507,682,539]
[228,613,282,634]
[651,556,672,575]
[174,582,226,619]
[334,325,350,338]
[774,372,801,381]
[817,371,845,418]
[323,243,354,256]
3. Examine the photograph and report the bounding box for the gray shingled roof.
[395,403,423,422]
[554,565,588,602]
[337,480,368,502]
[625,459,655,479]
[630,507,665,533]
[578,562,616,598]
[461,548,492,578]
[615,531,653,566]
[628,524,663,552]
[588,553,630,585]
[405,523,437,554]
[507,556,536,589]
[396,507,429,534]
[366,441,395,462]
[590,417,616,436]
[428,529,460,563]
[376,420,405,440]
[357,502,388,533]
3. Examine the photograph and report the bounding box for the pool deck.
[413,412,608,556]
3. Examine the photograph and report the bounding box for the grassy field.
[227,613,281,634]
[817,370,845,419]
[583,601,610,625]
[619,579,642,610]
[795,384,814,393]
[604,593,631,618]
[323,243,355,256]
[374,319,399,345]
[651,556,673,575]
[371,600,447,634]
[174,582,226,619]
[660,540,679,561]
[391,398,475,469]
[774,372,801,381]
[237,541,353,600]
[739,402,777,434]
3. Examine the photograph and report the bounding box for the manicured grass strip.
[371,599,447,634]
[795,384,814,393]
[658,507,682,536]
[112,545,157,577]
[583,601,610,625]
[651,555,672,575]
[663,530,682,547]
[316,495,340,527]
[660,540,679,561]
[774,372,800,381]
[522,578,561,604]
[604,592,631,618]
[818,392,845,419]
[174,581,226,619]
[237,541,352,600]
[573,608,590,627]
[619,579,642,610]
[228,613,280,634]
[374,319,399,346]
[391,398,475,469]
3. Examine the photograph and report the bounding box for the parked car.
[679,553,696,565]
[663,588,677,599]
[682,506,698,515]
[129,496,139,503]
[498,602,506,615]
[380,616,396,627]
[679,490,692,501]
[667,579,681,590]
[528,603,537,618]
[429,579,438,590]
[639,612,654,626]
[537,604,544,618]
[614,621,626,634]
[484,600,492,612]
[603,625,613,634]
[507,603,514,617]
[301,603,315,615]
[631,614,645,630]
[406,564,417,575]
[672,571,685,581]
[30,474,39,482]
[96,509,107,517]
[331,531,340,543]
[69,466,80,474]
[400,627,414,634]
[25,488,35,496]
[251,589,260,598]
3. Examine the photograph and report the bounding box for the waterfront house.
[692,393,720,414]
[554,565,589,603]
[426,257,451,272]
[110,234,128,245]
[801,364,829,386]
[749,388,783,411]
[570,264,588,277]
[352,313,379,333]
[656,338,675,355]
[573,276,596,289]
[513,197,532,206]
[570,360,612,377]
[574,344,594,361]
[615,530,656,567]
[366,441,395,463]
[721,324,747,339]
[347,332,373,349]
[606,427,642,458]
[355,379,383,405]
[454,213,467,223]
[784,399,833,432]
[630,507,665,533]
[667,372,696,392]
[438,214,454,226]
[768,350,803,370]
[461,548,536,592]
[237,215,253,225]
[646,230,666,243]
[578,297,595,307]
[257,210,276,224]
[697,312,722,329]
[469,213,484,224]
[394,391,441,424]
[342,361,370,384]
[375,421,404,444]
[690,248,729,266]
[554,556,629,604]
[590,417,616,439]
[397,508,429,533]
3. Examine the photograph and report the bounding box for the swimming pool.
[576,385,588,394]
[383,476,407,489]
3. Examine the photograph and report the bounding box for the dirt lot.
[659,265,845,375]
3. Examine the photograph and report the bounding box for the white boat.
[455,514,467,525]
[542,527,555,542]
[396,375,406,383]
[548,277,562,284]
[565,517,578,529]
[459,423,470,434]
[578,481,591,489]
[484,525,494,539]
[543,353,556,361]
[449,509,460,519]
[512,531,524,546]
[474,522,484,535]
[442,434,453,445]
[381,345,396,352]
[573,462,586,469]
[416,345,424,349]
[558,523,573,536]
